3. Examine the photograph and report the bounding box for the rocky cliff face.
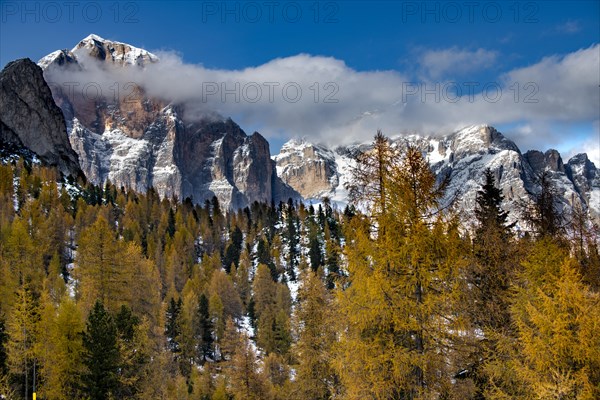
[0,58,81,177]
[25,34,597,218]
[274,125,600,224]
[273,139,338,199]
[39,34,279,209]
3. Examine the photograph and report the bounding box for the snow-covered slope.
[273,125,600,224]
[39,34,159,70]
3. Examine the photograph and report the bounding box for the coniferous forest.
[0,133,599,399]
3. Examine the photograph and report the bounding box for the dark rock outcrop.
[0,58,81,177]
[525,149,565,174]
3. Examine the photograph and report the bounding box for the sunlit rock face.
[274,125,599,226]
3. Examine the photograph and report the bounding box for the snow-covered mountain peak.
[37,49,78,70]
[80,33,106,43]
[450,124,519,156]
[568,153,596,172]
[274,138,339,199]
[275,138,335,163]
[38,34,159,71]
[273,125,599,224]
[37,50,65,69]
[71,33,159,67]
[35,37,281,210]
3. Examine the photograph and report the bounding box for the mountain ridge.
[2,34,596,220]
[37,34,295,209]
[274,125,600,224]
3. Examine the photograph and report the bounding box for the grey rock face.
[525,149,565,174]
[0,58,81,177]
[38,35,278,209]
[273,139,338,199]
[565,153,600,219]
[274,125,600,225]
[174,117,275,209]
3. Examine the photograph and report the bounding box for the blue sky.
[1,0,599,161]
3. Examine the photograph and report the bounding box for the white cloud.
[563,121,600,166]
[417,47,499,79]
[44,43,600,159]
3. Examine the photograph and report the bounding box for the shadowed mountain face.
[38,34,288,209]
[0,58,81,177]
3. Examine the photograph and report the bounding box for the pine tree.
[466,169,518,397]
[82,301,120,400]
[486,239,600,399]
[75,215,131,313]
[37,295,84,400]
[196,293,213,363]
[6,284,39,399]
[336,137,473,399]
[292,269,337,400]
[165,297,182,354]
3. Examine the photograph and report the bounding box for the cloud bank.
[45,43,600,163]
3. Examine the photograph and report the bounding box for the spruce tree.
[308,232,323,272]
[115,305,139,342]
[528,171,564,238]
[196,293,213,363]
[223,226,243,273]
[470,168,515,330]
[165,297,182,354]
[285,199,299,277]
[467,169,517,397]
[475,169,510,232]
[82,301,120,400]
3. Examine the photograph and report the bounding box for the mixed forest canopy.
[0,132,598,399]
